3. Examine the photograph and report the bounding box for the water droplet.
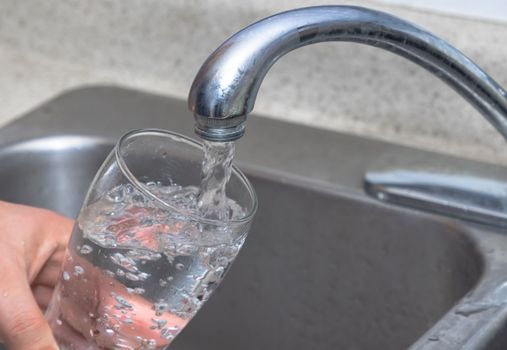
[105,328,115,336]
[63,271,70,281]
[175,263,184,270]
[56,319,63,326]
[455,302,500,317]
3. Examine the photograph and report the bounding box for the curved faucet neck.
[188,5,507,142]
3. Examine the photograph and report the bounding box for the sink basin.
[0,136,112,217]
[0,135,482,349]
[1,86,507,349]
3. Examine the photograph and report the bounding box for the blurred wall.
[0,0,506,164]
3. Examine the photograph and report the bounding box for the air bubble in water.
[146,339,157,349]
[151,318,167,329]
[74,266,85,276]
[107,185,126,203]
[79,244,93,254]
[125,271,150,281]
[161,328,175,340]
[127,287,145,295]
[115,295,133,309]
[125,184,134,194]
[125,272,140,281]
[111,253,138,273]
[132,194,146,204]
[127,250,162,261]
[153,301,169,316]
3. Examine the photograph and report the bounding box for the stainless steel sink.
[1,86,507,349]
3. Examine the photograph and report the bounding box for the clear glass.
[45,129,257,349]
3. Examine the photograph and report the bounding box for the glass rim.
[115,128,257,226]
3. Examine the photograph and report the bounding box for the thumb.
[0,267,57,350]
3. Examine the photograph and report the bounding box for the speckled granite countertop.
[0,0,506,164]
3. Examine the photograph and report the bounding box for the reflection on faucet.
[188,5,507,142]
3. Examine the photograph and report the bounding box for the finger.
[32,285,54,310]
[27,219,72,284]
[33,261,61,287]
[0,267,57,350]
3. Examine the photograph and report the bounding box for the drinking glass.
[45,129,257,349]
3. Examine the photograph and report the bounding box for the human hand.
[0,201,73,350]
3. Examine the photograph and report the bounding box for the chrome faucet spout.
[188,5,507,142]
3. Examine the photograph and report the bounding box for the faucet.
[187,6,507,347]
[188,5,507,142]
